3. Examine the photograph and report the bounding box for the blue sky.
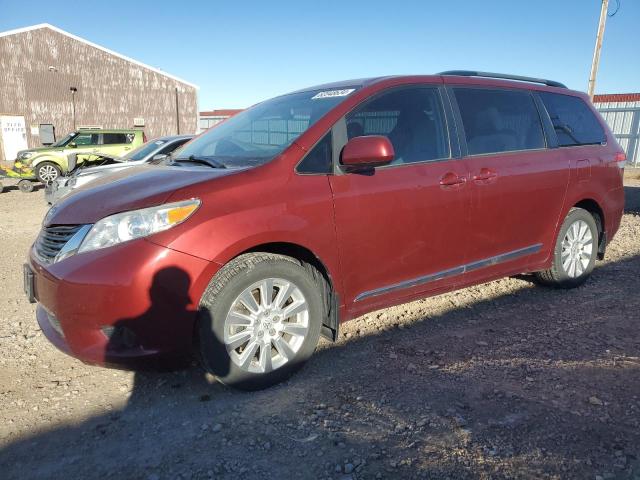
[1,0,638,109]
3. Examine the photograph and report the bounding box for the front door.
[328,86,471,311]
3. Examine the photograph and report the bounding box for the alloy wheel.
[38,164,59,183]
[224,278,310,374]
[561,219,593,278]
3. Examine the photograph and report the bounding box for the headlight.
[18,152,34,160]
[78,199,200,254]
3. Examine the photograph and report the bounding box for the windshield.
[176,87,358,167]
[118,139,168,162]
[51,132,78,147]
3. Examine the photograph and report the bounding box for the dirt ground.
[0,177,639,480]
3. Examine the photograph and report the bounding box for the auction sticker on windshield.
[311,89,355,100]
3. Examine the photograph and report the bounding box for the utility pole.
[588,0,609,100]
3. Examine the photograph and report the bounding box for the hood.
[19,146,64,155]
[46,164,237,226]
[75,161,135,176]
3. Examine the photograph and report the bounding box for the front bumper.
[29,238,215,368]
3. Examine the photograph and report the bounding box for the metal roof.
[200,109,244,117]
[593,93,640,103]
[0,23,198,89]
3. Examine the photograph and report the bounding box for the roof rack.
[438,70,567,89]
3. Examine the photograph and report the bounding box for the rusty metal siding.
[0,26,197,161]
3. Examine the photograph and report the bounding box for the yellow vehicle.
[15,129,145,183]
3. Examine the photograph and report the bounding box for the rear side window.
[103,133,133,145]
[346,87,449,165]
[297,132,332,174]
[454,88,545,155]
[539,92,605,147]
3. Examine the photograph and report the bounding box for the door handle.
[439,172,467,187]
[473,168,497,182]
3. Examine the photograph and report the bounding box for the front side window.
[454,88,545,155]
[346,87,449,165]
[539,92,605,147]
[297,132,332,174]
[177,87,358,168]
[72,133,99,146]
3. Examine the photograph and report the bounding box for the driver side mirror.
[340,135,394,172]
[68,142,77,148]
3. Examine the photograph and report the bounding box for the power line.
[608,0,621,17]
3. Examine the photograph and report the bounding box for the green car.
[16,129,145,183]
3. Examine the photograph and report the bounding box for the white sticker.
[311,89,355,100]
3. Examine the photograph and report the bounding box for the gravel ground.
[0,178,639,480]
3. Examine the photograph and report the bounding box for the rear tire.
[35,162,61,184]
[535,208,598,289]
[198,253,325,390]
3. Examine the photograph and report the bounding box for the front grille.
[35,225,83,263]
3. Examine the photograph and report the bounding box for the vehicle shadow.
[1,256,639,478]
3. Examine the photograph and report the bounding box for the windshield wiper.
[174,155,226,169]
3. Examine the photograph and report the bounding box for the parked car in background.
[16,128,145,183]
[45,135,194,204]
[26,72,625,391]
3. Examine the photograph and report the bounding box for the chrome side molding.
[354,243,542,302]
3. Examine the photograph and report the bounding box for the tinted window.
[297,132,332,174]
[454,88,545,155]
[73,133,99,146]
[346,87,449,165]
[103,133,133,144]
[539,92,605,147]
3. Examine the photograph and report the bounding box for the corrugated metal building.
[594,93,640,166]
[0,24,198,162]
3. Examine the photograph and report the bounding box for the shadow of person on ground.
[108,266,230,400]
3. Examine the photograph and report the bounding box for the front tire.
[35,162,61,184]
[198,253,325,390]
[535,208,598,288]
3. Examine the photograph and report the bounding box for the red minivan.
[26,72,626,390]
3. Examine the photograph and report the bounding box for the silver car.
[45,135,193,204]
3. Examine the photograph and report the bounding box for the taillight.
[615,151,627,169]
